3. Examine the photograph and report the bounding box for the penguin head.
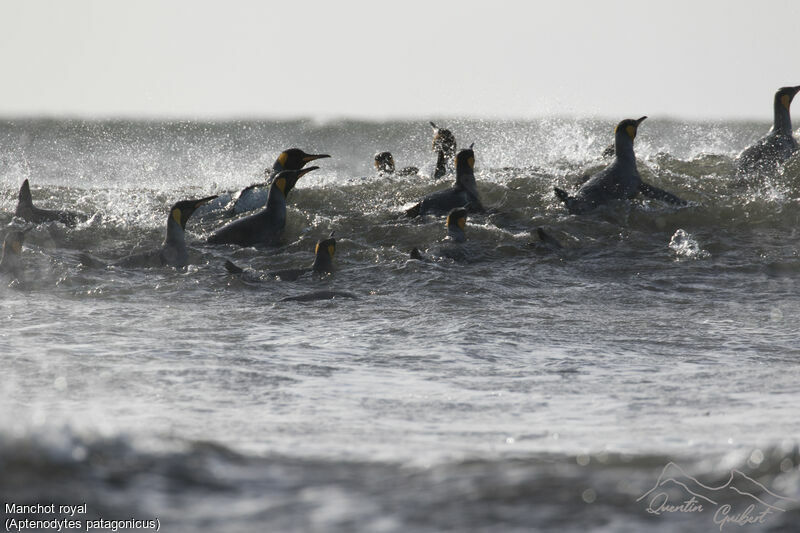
[374,151,396,173]
[312,234,336,274]
[315,236,336,260]
[2,230,26,257]
[614,116,647,142]
[454,146,475,174]
[446,207,467,243]
[430,122,457,156]
[273,148,331,173]
[776,86,800,110]
[170,196,218,229]
[272,166,319,197]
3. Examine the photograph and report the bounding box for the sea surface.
[1,118,799,532]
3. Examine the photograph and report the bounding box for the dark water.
[1,118,799,532]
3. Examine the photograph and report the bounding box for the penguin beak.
[302,153,330,163]
[297,166,319,178]
[193,195,218,208]
[636,116,648,125]
[429,121,438,131]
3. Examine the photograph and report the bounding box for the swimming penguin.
[528,227,563,251]
[14,179,87,226]
[85,196,217,269]
[0,230,27,279]
[736,85,800,176]
[208,167,318,247]
[224,234,336,281]
[231,148,330,214]
[374,152,419,176]
[406,146,483,217]
[409,207,469,262]
[280,290,357,302]
[430,122,457,179]
[553,117,686,214]
[445,207,467,243]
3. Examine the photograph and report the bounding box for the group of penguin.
[2,85,798,298]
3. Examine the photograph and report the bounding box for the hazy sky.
[0,0,797,121]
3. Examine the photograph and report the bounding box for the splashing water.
[669,229,710,259]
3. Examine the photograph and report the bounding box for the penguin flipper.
[554,187,588,215]
[553,187,569,202]
[17,179,34,212]
[536,228,563,250]
[553,187,576,208]
[639,182,687,206]
[224,260,245,274]
[405,203,421,218]
[397,166,419,176]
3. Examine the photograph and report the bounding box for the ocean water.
[1,118,799,532]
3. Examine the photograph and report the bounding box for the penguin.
[375,151,396,173]
[374,152,419,176]
[82,196,217,269]
[406,146,483,217]
[553,117,686,214]
[430,122,457,179]
[445,207,467,243]
[527,227,563,251]
[224,234,336,281]
[280,290,357,302]
[207,167,317,247]
[231,148,330,214]
[736,85,800,176]
[0,230,26,279]
[408,207,469,262]
[14,179,87,226]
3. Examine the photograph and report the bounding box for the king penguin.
[374,152,419,176]
[208,166,317,247]
[89,196,217,269]
[231,148,330,214]
[409,207,468,261]
[14,179,87,226]
[0,230,27,279]
[406,146,483,217]
[225,233,336,281]
[445,207,467,243]
[736,85,800,176]
[554,117,686,214]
